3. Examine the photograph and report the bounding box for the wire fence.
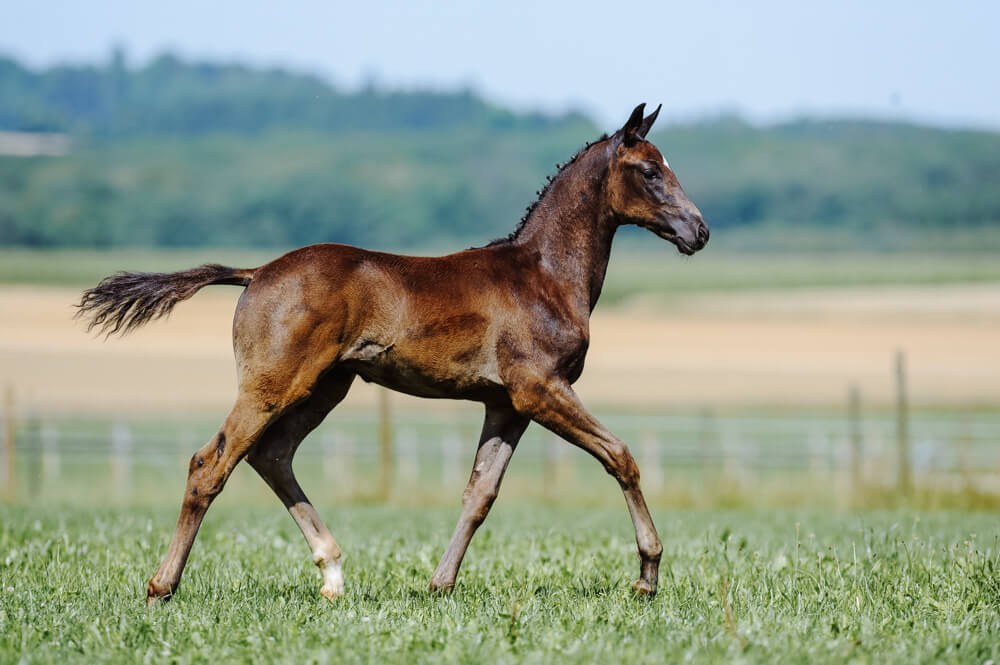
[3,398,999,508]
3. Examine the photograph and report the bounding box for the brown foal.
[78,103,709,604]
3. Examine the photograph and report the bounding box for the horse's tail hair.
[76,264,256,337]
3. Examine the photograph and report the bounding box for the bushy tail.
[76,263,255,337]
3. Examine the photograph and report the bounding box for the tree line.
[1,51,997,249]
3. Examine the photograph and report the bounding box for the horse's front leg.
[429,406,529,592]
[509,374,663,595]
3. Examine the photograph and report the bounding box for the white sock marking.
[320,559,344,597]
[313,548,344,599]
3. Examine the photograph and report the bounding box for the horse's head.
[607,104,709,255]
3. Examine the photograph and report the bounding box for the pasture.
[2,504,998,664]
[2,248,999,663]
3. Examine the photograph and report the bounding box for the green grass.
[2,503,998,664]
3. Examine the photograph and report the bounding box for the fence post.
[895,350,912,498]
[848,384,863,496]
[377,388,393,501]
[3,386,15,501]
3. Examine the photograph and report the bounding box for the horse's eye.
[642,168,659,180]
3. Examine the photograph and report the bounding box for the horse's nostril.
[697,223,710,244]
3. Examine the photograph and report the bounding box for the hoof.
[145,594,168,607]
[145,590,172,606]
[316,556,344,601]
[632,579,657,597]
[320,583,344,602]
[146,580,173,606]
[428,579,455,595]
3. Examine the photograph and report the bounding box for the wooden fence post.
[378,388,392,502]
[895,350,912,498]
[3,386,15,501]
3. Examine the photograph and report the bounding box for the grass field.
[2,504,998,664]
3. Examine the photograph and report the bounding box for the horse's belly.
[346,350,503,402]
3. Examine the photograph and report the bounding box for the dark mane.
[482,132,611,247]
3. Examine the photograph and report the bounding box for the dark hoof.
[632,579,657,597]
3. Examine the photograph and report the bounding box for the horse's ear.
[638,104,661,138]
[621,103,646,145]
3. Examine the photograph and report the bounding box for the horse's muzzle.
[667,214,709,255]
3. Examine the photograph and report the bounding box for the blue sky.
[4,0,999,130]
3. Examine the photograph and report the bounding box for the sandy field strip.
[0,284,997,415]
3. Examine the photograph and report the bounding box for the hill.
[0,49,582,136]
[1,52,998,249]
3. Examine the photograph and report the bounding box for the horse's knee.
[188,451,207,475]
[605,442,641,488]
[185,451,228,509]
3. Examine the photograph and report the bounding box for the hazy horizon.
[4,1,999,133]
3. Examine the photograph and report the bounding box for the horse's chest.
[498,316,590,383]
[558,333,590,383]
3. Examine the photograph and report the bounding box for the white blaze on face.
[662,155,671,171]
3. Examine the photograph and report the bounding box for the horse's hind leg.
[245,368,355,601]
[146,394,278,604]
[429,406,529,592]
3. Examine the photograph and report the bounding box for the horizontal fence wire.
[3,408,999,506]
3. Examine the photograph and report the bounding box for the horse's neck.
[513,159,618,313]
